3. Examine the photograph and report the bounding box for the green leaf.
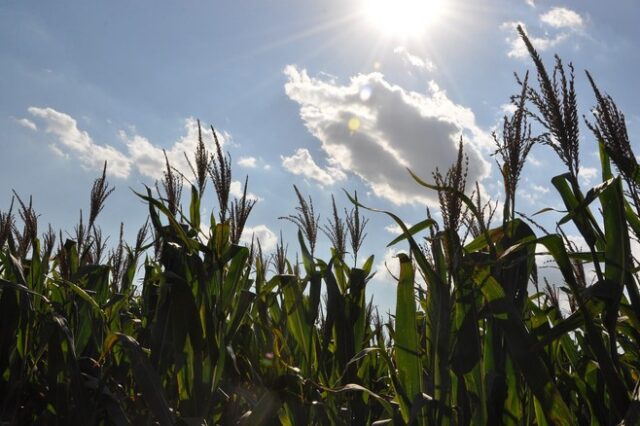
[394,253,422,423]
[387,219,437,247]
[189,185,201,233]
[473,267,574,425]
[551,173,603,250]
[103,333,174,426]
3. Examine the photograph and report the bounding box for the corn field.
[1,27,640,425]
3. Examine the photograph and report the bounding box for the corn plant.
[2,28,640,425]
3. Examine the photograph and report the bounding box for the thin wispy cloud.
[540,7,584,30]
[579,166,598,186]
[28,107,132,178]
[283,66,491,206]
[532,184,550,194]
[393,46,436,72]
[502,7,585,59]
[14,117,37,131]
[230,180,261,201]
[280,148,346,186]
[118,119,226,181]
[238,156,257,168]
[240,224,278,252]
[27,106,271,247]
[384,223,412,235]
[502,22,568,59]
[27,106,230,182]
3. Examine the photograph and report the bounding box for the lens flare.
[359,86,372,102]
[348,117,361,132]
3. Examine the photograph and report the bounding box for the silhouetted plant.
[185,120,212,196]
[517,24,581,181]
[156,150,183,217]
[273,230,288,274]
[493,71,538,220]
[462,182,497,240]
[322,195,346,258]
[432,138,468,233]
[280,185,319,256]
[0,198,14,249]
[12,191,38,258]
[585,71,640,212]
[230,176,256,244]
[3,31,640,426]
[345,191,368,265]
[209,126,232,223]
[41,223,56,258]
[88,161,114,229]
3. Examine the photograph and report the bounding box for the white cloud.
[240,224,278,252]
[230,180,262,201]
[500,103,518,115]
[519,189,538,205]
[528,154,542,167]
[518,184,551,205]
[372,247,426,288]
[48,143,69,158]
[283,66,491,206]
[281,148,347,186]
[372,248,403,284]
[579,166,598,186]
[525,0,535,7]
[119,118,227,181]
[532,184,549,194]
[501,22,568,59]
[15,117,37,131]
[502,7,585,60]
[393,46,436,72]
[28,107,235,184]
[385,223,411,235]
[540,7,584,30]
[28,107,132,178]
[238,156,257,168]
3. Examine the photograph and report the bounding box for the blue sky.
[2,0,639,312]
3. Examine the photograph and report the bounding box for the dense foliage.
[2,28,640,425]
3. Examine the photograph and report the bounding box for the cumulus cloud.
[518,183,551,205]
[283,66,491,206]
[15,117,37,131]
[502,22,568,59]
[502,7,585,59]
[500,103,518,115]
[28,107,132,178]
[48,143,69,158]
[27,107,241,187]
[230,180,262,201]
[579,166,598,186]
[240,224,278,252]
[118,118,227,181]
[540,7,584,30]
[238,156,257,168]
[528,154,542,167]
[281,148,347,186]
[385,223,411,235]
[532,184,550,194]
[393,46,436,72]
[372,247,426,288]
[372,248,402,284]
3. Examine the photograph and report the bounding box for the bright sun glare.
[364,0,447,38]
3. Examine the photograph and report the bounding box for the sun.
[363,0,447,38]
